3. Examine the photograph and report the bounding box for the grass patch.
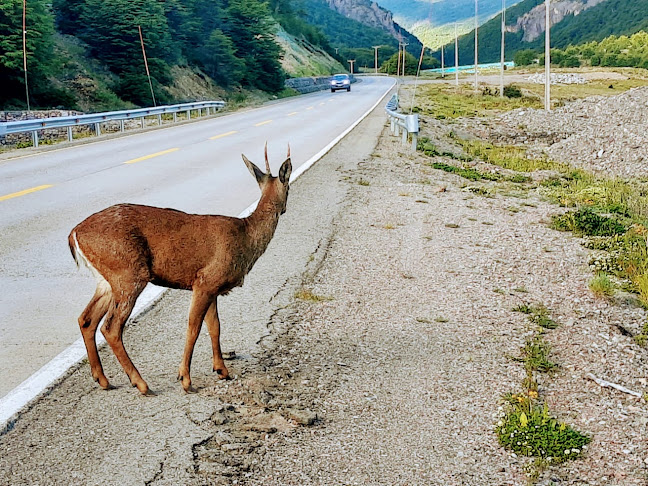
[411,84,542,119]
[456,139,569,173]
[551,208,626,237]
[357,178,370,186]
[589,272,615,298]
[430,161,500,182]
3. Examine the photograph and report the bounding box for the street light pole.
[545,0,551,111]
[373,46,380,74]
[401,43,409,77]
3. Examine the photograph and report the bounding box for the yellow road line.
[124,148,179,165]
[209,130,238,140]
[255,120,273,127]
[287,112,298,116]
[0,184,53,202]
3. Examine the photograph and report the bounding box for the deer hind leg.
[78,284,112,389]
[100,282,148,394]
[178,290,212,393]
[204,299,229,380]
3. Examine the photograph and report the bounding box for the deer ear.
[279,158,292,184]
[242,154,266,185]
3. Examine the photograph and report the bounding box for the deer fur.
[68,144,292,394]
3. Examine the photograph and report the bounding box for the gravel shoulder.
[1,83,647,485]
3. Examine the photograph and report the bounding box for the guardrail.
[0,100,226,147]
[385,94,419,150]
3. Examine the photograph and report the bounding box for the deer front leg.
[204,299,229,380]
[79,289,112,389]
[178,290,212,393]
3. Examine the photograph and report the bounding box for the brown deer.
[68,144,292,395]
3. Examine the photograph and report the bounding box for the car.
[330,74,351,92]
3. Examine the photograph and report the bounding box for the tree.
[0,0,56,107]
[380,51,421,75]
[513,49,537,66]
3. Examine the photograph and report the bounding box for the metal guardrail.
[0,101,226,147]
[385,94,419,150]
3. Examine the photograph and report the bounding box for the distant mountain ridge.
[441,0,648,65]
[320,0,422,48]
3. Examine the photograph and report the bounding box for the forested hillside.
[441,0,648,65]
[0,0,339,110]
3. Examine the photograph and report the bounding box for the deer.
[68,144,292,395]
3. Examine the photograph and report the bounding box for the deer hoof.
[214,368,230,380]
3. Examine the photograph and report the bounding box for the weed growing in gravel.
[498,303,589,473]
[496,394,590,464]
[513,303,558,330]
[357,178,370,186]
[294,289,332,302]
[456,139,569,173]
[589,273,615,298]
[634,321,648,347]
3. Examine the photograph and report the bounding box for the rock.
[285,408,318,426]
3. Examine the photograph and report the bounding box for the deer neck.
[245,191,282,252]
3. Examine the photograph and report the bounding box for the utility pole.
[455,23,459,86]
[500,0,506,97]
[347,59,355,74]
[139,25,156,107]
[373,46,380,74]
[545,0,551,111]
[474,0,479,90]
[441,45,445,77]
[23,0,30,112]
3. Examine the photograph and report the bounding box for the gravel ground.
[1,84,647,485]
[467,86,648,178]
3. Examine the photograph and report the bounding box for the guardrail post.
[402,128,407,145]
[140,117,145,129]
[157,114,162,126]
[32,130,39,147]
[94,123,101,136]
[67,126,73,142]
[186,110,191,120]
[411,134,418,151]
[120,120,125,132]
[173,112,177,123]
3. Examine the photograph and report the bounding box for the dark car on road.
[330,74,351,92]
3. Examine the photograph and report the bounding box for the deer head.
[242,143,292,214]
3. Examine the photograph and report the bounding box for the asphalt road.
[0,76,394,398]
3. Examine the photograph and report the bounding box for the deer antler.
[287,143,291,159]
[264,142,271,174]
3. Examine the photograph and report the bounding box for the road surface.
[0,76,393,399]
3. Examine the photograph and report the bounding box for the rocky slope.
[514,0,608,42]
[323,0,420,46]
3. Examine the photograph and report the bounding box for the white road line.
[0,78,396,433]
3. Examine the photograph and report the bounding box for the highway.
[0,75,394,399]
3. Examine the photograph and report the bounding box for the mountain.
[373,0,523,47]
[310,0,421,48]
[442,0,648,65]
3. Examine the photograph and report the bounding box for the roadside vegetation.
[498,304,590,480]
